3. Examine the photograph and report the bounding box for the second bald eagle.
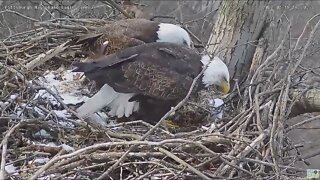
[73,42,230,124]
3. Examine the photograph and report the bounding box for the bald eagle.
[73,18,192,59]
[73,42,230,124]
[75,19,192,119]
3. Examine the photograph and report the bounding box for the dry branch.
[25,41,69,71]
[29,149,66,180]
[289,89,320,117]
[104,0,134,19]
[156,147,211,180]
[0,123,21,180]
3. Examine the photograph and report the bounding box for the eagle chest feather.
[121,61,194,99]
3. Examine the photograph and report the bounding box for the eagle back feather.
[72,19,159,59]
[99,19,159,43]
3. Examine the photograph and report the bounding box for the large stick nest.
[0,15,314,179]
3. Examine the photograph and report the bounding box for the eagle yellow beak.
[219,80,230,94]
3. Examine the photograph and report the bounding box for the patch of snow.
[60,144,75,152]
[60,94,88,105]
[58,121,74,128]
[51,110,74,127]
[210,122,218,129]
[5,164,17,174]
[16,110,23,117]
[151,176,162,180]
[4,102,9,105]
[96,112,109,120]
[32,142,74,153]
[10,94,18,100]
[33,70,88,106]
[34,129,52,138]
[34,89,59,106]
[53,110,70,119]
[16,103,45,117]
[34,106,45,116]
[32,157,50,164]
[28,69,115,127]
[0,101,4,109]
[201,126,209,131]
[85,113,110,127]
[209,98,224,120]
[46,142,57,147]
[107,119,117,128]
[37,174,55,180]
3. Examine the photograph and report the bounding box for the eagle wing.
[98,19,159,43]
[120,61,196,100]
[73,42,202,100]
[71,19,159,59]
[72,33,145,59]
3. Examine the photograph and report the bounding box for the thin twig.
[156,147,211,180]
[103,0,134,19]
[0,10,39,22]
[286,115,320,132]
[29,149,66,180]
[0,122,21,180]
[293,12,320,51]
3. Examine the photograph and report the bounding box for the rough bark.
[206,0,320,118]
[289,89,320,118]
[206,0,269,85]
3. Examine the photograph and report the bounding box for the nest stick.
[29,149,66,180]
[156,147,211,180]
[103,0,134,19]
[0,122,21,180]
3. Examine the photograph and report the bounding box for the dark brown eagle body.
[74,42,202,100]
[131,96,178,125]
[99,18,159,43]
[73,42,203,123]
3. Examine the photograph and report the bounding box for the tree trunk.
[289,89,320,118]
[206,0,320,119]
[206,0,269,85]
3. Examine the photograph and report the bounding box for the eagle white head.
[156,23,192,47]
[201,55,230,94]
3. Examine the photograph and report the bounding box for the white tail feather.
[108,93,139,118]
[124,101,135,117]
[107,102,118,117]
[77,84,119,118]
[116,103,125,118]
